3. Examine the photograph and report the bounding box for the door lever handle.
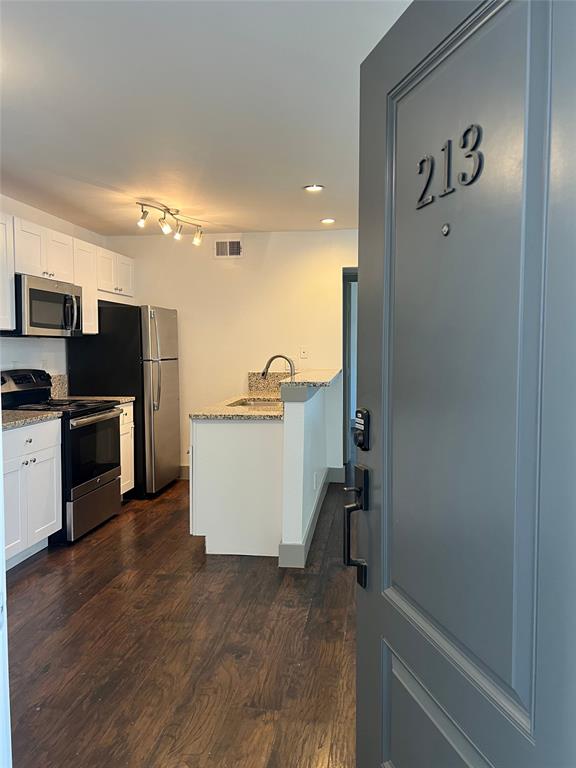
[343,466,370,589]
[344,502,367,588]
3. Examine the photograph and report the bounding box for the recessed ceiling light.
[321,218,335,225]
[303,184,324,192]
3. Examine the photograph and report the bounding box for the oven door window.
[69,415,120,489]
[29,288,71,330]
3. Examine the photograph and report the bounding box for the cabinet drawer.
[120,403,134,425]
[3,419,61,461]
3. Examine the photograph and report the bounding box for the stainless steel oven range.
[1,369,121,542]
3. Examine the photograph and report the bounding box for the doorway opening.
[342,267,358,484]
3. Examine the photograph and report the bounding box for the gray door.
[356,2,576,766]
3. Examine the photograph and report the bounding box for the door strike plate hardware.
[343,465,369,588]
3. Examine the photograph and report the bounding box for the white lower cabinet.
[119,404,134,495]
[2,421,62,565]
[3,457,27,560]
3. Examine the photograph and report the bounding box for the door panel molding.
[385,586,532,734]
[356,0,571,765]
[380,0,550,732]
[390,653,494,768]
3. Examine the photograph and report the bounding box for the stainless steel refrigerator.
[141,306,181,493]
[67,301,181,496]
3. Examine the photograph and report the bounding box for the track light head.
[137,208,149,228]
[159,216,172,235]
[174,224,183,241]
[192,227,203,247]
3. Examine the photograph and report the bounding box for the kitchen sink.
[228,398,282,408]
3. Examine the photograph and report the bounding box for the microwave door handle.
[71,294,78,331]
[64,296,72,330]
[72,293,80,331]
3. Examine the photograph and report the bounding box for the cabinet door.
[3,456,27,559]
[26,446,62,546]
[120,422,135,495]
[0,213,15,331]
[46,229,74,282]
[97,248,117,294]
[73,239,99,333]
[116,254,134,297]
[13,217,46,277]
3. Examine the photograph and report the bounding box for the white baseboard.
[6,539,48,571]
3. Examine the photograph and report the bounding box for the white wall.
[0,194,106,247]
[108,230,358,464]
[0,194,107,376]
[0,338,67,374]
[281,372,343,558]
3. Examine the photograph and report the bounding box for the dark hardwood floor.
[7,480,356,768]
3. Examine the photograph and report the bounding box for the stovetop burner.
[16,399,120,417]
[1,371,121,420]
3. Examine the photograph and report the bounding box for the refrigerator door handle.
[152,308,162,360]
[154,360,162,411]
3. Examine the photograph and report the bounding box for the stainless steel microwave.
[7,274,83,337]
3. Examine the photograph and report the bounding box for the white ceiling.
[0,1,408,235]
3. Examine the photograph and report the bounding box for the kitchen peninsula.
[190,369,343,567]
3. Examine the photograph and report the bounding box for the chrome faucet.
[261,354,296,381]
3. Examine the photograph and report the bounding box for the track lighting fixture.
[158,216,172,235]
[136,202,206,244]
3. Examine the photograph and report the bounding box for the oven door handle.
[69,410,121,429]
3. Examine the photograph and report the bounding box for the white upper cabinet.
[45,228,74,282]
[97,248,116,293]
[14,218,75,283]
[73,238,99,334]
[97,249,134,297]
[116,253,134,297]
[0,213,15,331]
[14,217,46,277]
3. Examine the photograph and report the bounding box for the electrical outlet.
[299,346,309,360]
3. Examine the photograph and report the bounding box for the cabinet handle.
[30,458,37,463]
[25,438,32,444]
[22,460,29,466]
[50,272,55,278]
[119,287,123,292]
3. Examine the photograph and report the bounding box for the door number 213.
[417,124,484,210]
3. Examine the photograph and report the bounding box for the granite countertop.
[68,395,136,404]
[191,393,284,421]
[2,410,62,432]
[279,369,341,388]
[190,370,341,421]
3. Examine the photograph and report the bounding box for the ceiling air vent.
[214,235,243,259]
